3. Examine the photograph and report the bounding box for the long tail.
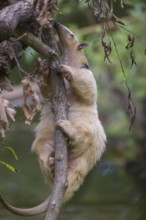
[0,195,49,216]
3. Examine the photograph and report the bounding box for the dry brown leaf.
[21,76,42,125]
[0,96,16,137]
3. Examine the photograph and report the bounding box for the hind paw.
[56,119,73,138]
[48,156,55,176]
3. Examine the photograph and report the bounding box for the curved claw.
[0,194,50,216]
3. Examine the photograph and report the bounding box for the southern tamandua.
[0,22,106,216]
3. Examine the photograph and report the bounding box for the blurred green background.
[1,0,146,219]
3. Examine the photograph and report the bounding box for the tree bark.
[42,28,68,220]
[0,0,33,42]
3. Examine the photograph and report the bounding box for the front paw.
[57,65,73,82]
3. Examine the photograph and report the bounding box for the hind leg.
[34,141,55,185]
[56,119,91,157]
[57,119,75,139]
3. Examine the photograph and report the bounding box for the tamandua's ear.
[77,42,89,50]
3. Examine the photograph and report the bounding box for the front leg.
[57,65,73,82]
[57,64,97,104]
[56,119,90,157]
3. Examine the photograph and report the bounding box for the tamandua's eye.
[80,64,90,69]
[70,33,74,38]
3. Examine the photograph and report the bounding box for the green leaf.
[0,161,18,173]
[4,147,19,160]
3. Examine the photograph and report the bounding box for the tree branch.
[41,28,68,220]
[0,0,33,42]
[14,30,55,58]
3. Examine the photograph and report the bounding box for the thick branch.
[45,71,68,220]
[0,0,33,42]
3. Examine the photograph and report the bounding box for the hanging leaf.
[0,160,18,173]
[4,147,19,160]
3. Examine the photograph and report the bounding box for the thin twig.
[107,22,136,130]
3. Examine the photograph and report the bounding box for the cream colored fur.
[32,23,106,202]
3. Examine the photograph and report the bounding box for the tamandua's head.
[54,22,89,69]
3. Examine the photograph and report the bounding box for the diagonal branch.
[14,30,56,58]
